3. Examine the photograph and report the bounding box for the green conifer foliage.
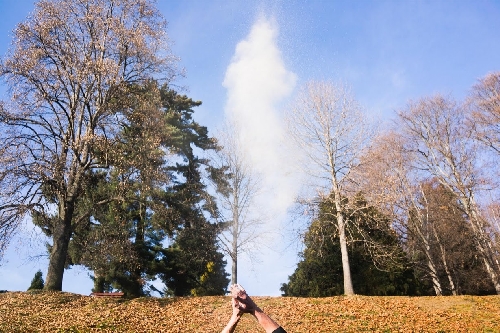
[27,270,44,291]
[66,82,228,297]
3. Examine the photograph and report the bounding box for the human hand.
[222,297,244,333]
[229,284,281,333]
[230,284,258,314]
[231,298,244,318]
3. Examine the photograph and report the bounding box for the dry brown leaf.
[0,292,498,332]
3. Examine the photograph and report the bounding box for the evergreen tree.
[281,194,418,297]
[161,223,229,296]
[66,82,228,297]
[27,270,44,291]
[155,86,230,295]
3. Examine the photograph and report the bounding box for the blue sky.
[0,0,499,296]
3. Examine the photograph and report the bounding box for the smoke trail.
[223,15,298,219]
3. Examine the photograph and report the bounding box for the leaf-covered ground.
[0,292,498,332]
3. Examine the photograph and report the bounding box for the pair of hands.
[229,284,258,318]
[224,283,282,333]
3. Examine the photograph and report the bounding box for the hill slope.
[0,292,498,332]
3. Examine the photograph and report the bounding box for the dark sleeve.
[272,327,287,333]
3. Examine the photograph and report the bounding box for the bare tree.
[0,0,176,290]
[357,132,446,295]
[212,120,265,285]
[396,95,500,293]
[469,72,500,154]
[362,131,493,295]
[285,80,374,295]
[483,202,500,259]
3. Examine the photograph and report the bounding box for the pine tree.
[27,270,44,291]
[66,82,228,297]
[161,223,229,296]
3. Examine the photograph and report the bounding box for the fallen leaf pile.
[0,291,498,332]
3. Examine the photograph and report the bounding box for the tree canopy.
[65,82,229,297]
[0,0,177,291]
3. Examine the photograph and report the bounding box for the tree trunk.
[231,252,237,285]
[231,189,239,285]
[45,202,74,291]
[421,236,443,295]
[460,197,500,294]
[427,259,443,296]
[433,227,457,295]
[411,194,444,296]
[128,204,145,297]
[93,273,105,293]
[482,257,500,294]
[336,207,354,295]
[419,235,442,295]
[332,180,354,295]
[231,227,238,285]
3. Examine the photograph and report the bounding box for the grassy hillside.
[0,291,498,332]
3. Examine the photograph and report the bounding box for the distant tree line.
[282,74,500,296]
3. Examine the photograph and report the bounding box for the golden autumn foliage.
[0,291,499,332]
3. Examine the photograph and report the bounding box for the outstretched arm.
[251,307,281,333]
[221,298,244,333]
